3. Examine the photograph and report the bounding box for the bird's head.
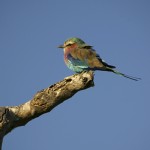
[58,37,91,52]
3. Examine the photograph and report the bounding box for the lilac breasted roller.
[58,37,140,81]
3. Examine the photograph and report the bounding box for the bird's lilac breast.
[64,53,89,73]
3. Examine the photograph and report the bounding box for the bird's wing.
[70,47,106,69]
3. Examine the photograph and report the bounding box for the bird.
[58,37,141,81]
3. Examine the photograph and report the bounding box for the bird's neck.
[64,43,78,58]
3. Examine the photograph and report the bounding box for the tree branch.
[0,71,94,150]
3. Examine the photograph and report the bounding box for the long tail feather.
[107,68,141,81]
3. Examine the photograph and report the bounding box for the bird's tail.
[106,67,141,81]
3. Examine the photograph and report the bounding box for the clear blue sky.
[0,0,150,150]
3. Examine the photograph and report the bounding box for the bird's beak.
[58,45,64,48]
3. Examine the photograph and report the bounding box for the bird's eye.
[66,43,72,47]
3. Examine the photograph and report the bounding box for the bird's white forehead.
[64,40,75,46]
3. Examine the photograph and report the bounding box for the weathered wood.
[0,71,94,149]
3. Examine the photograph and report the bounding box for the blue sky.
[0,0,150,150]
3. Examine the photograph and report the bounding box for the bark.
[0,71,94,150]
